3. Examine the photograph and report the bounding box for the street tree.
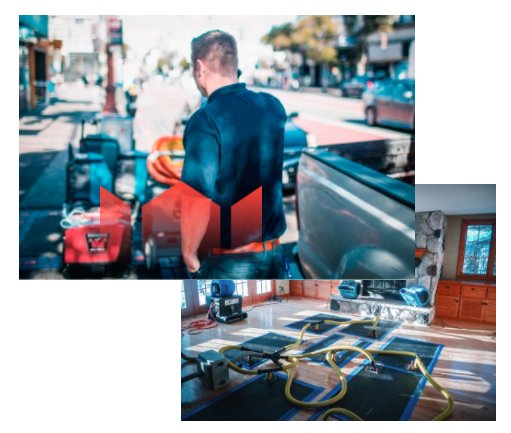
[179,57,191,74]
[343,15,396,73]
[262,16,340,90]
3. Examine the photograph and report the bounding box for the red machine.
[63,188,132,269]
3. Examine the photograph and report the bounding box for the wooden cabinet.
[436,295,459,319]
[289,280,303,296]
[436,280,496,324]
[461,285,486,299]
[290,280,340,300]
[487,287,496,300]
[459,297,485,321]
[302,280,316,298]
[483,301,496,324]
[316,280,336,300]
[437,281,461,297]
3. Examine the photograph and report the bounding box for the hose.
[366,348,454,421]
[60,207,100,229]
[181,352,197,363]
[215,315,454,421]
[181,371,203,384]
[323,408,363,421]
[146,135,184,186]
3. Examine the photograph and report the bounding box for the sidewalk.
[19,83,102,277]
[19,79,196,278]
[19,82,103,209]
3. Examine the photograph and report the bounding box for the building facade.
[19,15,50,113]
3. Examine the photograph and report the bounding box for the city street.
[19,78,412,279]
[261,87,409,144]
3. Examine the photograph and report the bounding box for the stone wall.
[330,297,433,325]
[414,211,447,305]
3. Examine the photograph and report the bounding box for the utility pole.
[102,44,118,113]
[102,16,122,114]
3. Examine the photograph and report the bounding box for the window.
[256,280,272,294]
[197,281,211,305]
[180,283,187,309]
[234,280,249,297]
[457,219,496,280]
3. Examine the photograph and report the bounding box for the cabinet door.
[436,295,459,319]
[487,286,496,300]
[289,280,303,296]
[483,301,496,324]
[315,281,332,300]
[437,282,461,297]
[461,285,487,299]
[459,298,484,321]
[302,280,317,298]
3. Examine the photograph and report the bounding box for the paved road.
[259,87,410,145]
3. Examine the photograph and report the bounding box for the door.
[482,301,496,324]
[374,80,394,123]
[459,297,484,321]
[302,280,317,298]
[181,280,197,317]
[289,280,303,296]
[315,280,333,300]
[435,295,459,319]
[233,280,253,304]
[391,80,414,126]
[19,45,30,112]
[181,280,212,317]
[253,280,274,303]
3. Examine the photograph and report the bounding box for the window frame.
[456,218,496,281]
[181,280,276,318]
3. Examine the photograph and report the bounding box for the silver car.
[363,79,415,131]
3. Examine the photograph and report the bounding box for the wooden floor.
[181,297,496,421]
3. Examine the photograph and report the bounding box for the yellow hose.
[216,316,454,421]
[323,407,363,421]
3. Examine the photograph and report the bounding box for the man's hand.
[181,189,211,275]
[183,253,201,273]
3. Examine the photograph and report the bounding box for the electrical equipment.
[197,350,230,390]
[208,295,248,323]
[338,280,362,299]
[400,285,430,307]
[207,280,247,324]
[211,280,236,297]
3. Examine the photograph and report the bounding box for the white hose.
[60,207,100,229]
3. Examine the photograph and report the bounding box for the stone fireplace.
[329,211,447,326]
[413,210,447,308]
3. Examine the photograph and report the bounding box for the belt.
[211,239,280,255]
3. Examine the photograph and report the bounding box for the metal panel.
[297,152,415,279]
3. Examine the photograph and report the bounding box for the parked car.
[340,76,372,98]
[340,72,388,99]
[363,79,415,131]
[295,137,415,279]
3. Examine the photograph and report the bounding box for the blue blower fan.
[211,280,236,297]
[400,285,430,307]
[338,280,362,299]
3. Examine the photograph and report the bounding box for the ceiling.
[415,184,496,215]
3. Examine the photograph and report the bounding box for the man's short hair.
[191,30,238,76]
